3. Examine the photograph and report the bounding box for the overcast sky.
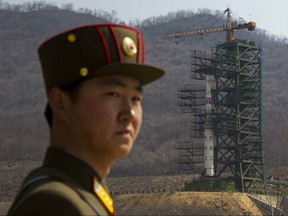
[8,0,288,37]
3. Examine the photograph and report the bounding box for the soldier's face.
[65,75,143,163]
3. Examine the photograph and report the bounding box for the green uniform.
[8,147,114,215]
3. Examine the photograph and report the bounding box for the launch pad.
[177,40,266,193]
[184,177,236,192]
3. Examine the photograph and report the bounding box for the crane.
[162,8,256,43]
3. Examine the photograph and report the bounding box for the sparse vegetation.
[1,1,288,215]
[0,0,288,179]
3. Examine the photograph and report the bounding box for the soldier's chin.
[113,144,134,160]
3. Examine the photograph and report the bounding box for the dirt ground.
[114,192,264,216]
[0,192,264,216]
[0,161,264,215]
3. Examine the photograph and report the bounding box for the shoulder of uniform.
[9,167,109,215]
[8,181,95,215]
[31,180,79,197]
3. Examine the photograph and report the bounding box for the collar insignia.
[93,177,114,214]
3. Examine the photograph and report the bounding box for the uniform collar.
[43,147,103,192]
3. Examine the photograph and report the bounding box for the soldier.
[8,23,165,215]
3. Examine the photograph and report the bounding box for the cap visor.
[92,63,165,85]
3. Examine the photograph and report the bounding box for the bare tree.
[279,112,288,156]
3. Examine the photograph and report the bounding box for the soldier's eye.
[106,92,120,97]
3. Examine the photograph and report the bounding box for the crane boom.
[162,8,256,43]
[162,26,225,39]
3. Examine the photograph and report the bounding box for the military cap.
[38,23,165,94]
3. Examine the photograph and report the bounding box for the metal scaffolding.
[176,142,204,173]
[178,40,266,193]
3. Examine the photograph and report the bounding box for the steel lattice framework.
[178,40,266,193]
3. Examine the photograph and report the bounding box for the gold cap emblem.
[79,67,88,76]
[67,33,76,43]
[122,37,137,57]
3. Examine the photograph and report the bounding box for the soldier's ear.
[48,87,70,122]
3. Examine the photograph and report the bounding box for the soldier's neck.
[49,121,112,180]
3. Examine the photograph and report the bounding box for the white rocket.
[204,75,215,176]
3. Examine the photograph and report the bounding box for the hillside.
[0,1,288,178]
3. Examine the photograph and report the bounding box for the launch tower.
[178,40,266,192]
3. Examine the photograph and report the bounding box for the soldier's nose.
[119,109,136,122]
